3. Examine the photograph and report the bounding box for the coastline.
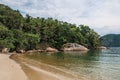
[10,54,84,80]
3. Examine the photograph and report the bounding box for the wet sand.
[11,54,83,80]
[0,53,28,80]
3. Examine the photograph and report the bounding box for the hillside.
[100,34,120,47]
[0,4,100,51]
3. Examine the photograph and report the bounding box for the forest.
[0,4,100,51]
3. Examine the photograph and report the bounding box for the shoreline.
[10,54,84,80]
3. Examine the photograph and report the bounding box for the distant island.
[100,34,120,47]
[0,4,100,52]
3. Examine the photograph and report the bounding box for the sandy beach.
[0,53,28,80]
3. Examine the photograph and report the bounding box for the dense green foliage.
[100,34,120,47]
[0,4,100,51]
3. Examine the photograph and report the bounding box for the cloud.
[0,0,120,35]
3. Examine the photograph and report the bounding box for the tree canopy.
[0,4,100,51]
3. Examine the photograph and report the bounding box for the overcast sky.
[0,0,120,36]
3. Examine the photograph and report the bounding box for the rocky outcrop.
[46,47,58,52]
[63,43,89,51]
[2,48,9,53]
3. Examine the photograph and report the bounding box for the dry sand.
[0,53,28,80]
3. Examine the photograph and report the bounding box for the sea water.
[26,47,120,80]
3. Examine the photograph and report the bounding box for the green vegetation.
[0,4,100,51]
[100,34,120,47]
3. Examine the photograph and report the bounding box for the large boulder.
[63,43,89,51]
[2,48,9,53]
[46,47,58,52]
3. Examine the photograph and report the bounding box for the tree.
[25,33,40,50]
[0,23,14,49]
[12,29,26,50]
[79,25,100,48]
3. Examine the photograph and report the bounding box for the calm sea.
[26,47,120,80]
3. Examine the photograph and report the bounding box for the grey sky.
[0,0,120,35]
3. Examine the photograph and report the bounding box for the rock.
[27,50,36,53]
[37,50,45,52]
[27,50,45,53]
[63,43,89,51]
[46,47,58,52]
[16,49,25,53]
[2,48,9,53]
[97,46,107,49]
